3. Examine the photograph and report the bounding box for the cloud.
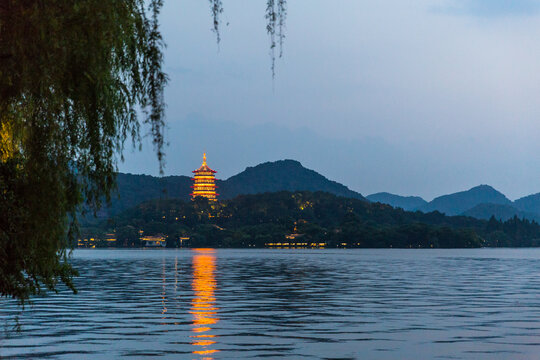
[437,0,540,17]
[119,0,540,200]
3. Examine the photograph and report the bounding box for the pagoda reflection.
[190,249,219,358]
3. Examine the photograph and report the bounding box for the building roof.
[193,153,217,173]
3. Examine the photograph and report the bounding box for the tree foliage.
[0,0,288,303]
[0,0,167,303]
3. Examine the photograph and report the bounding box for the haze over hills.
[366,192,427,211]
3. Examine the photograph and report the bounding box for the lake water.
[1,249,540,359]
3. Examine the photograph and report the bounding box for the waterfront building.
[105,233,116,244]
[141,235,166,247]
[191,153,218,201]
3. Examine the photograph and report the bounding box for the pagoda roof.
[192,153,217,173]
[193,165,216,173]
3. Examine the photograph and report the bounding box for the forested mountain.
[420,185,512,216]
[219,160,364,200]
[88,160,364,221]
[89,161,540,226]
[83,191,540,248]
[367,192,427,211]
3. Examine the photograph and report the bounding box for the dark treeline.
[82,191,540,248]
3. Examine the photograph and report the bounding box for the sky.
[120,0,540,201]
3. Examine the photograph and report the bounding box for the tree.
[116,226,141,247]
[0,0,167,303]
[0,0,288,304]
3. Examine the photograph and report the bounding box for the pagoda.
[191,153,218,201]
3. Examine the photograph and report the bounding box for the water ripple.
[1,248,540,359]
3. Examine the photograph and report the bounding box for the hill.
[367,192,427,211]
[462,203,540,222]
[83,191,540,248]
[514,193,540,215]
[219,160,364,200]
[365,187,540,223]
[91,163,540,227]
[88,160,364,220]
[420,185,511,216]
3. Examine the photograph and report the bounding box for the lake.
[1,248,540,359]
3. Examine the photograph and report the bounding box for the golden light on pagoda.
[191,153,218,201]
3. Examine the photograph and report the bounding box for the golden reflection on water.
[190,249,219,358]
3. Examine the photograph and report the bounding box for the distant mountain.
[421,185,511,216]
[102,173,193,218]
[219,160,364,200]
[514,193,540,216]
[366,192,427,211]
[86,159,364,221]
[88,162,540,226]
[462,203,540,222]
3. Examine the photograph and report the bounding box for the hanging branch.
[266,0,277,78]
[208,0,287,77]
[266,0,287,78]
[146,0,168,174]
[209,0,224,45]
[277,0,287,59]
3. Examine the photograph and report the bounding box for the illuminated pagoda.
[191,153,218,201]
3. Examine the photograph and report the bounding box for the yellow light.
[0,122,16,162]
[192,340,216,346]
[193,326,212,333]
[193,350,219,355]
[191,249,219,357]
[191,154,218,202]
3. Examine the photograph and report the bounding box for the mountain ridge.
[514,193,540,215]
[92,159,364,221]
[370,186,540,223]
[92,160,540,224]
[462,203,540,222]
[219,159,364,200]
[419,185,512,216]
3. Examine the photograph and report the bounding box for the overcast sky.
[120,0,540,201]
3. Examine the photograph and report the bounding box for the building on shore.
[191,153,218,201]
[141,234,166,247]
